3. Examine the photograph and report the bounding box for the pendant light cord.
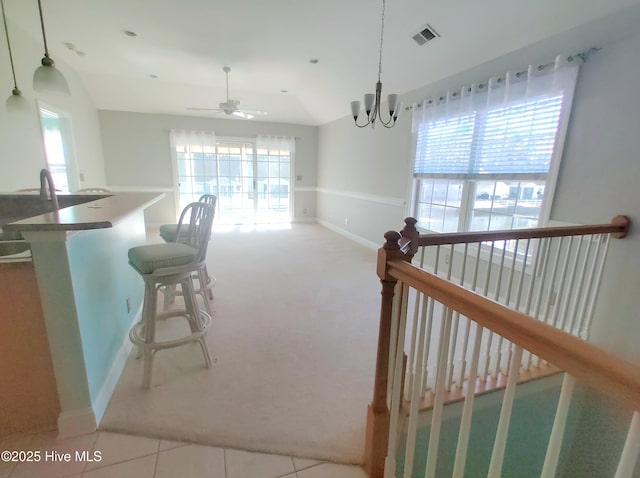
[37,0,50,57]
[0,0,18,88]
[377,0,386,82]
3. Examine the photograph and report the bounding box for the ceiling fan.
[187,66,267,119]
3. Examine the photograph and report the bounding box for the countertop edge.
[2,192,165,233]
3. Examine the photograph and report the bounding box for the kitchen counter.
[2,192,162,233]
[0,191,164,437]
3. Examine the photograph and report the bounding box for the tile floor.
[0,430,367,478]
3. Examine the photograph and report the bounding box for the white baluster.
[384,283,410,478]
[549,236,574,329]
[420,296,436,398]
[452,323,484,478]
[567,235,594,335]
[406,289,422,400]
[494,240,518,377]
[387,282,402,407]
[542,236,564,326]
[614,411,640,478]
[487,345,523,478]
[424,307,454,478]
[557,237,583,332]
[529,237,552,369]
[458,243,481,385]
[480,242,496,381]
[403,291,432,478]
[582,234,612,339]
[540,374,576,478]
[447,245,468,390]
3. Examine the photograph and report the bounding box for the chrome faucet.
[39,168,59,211]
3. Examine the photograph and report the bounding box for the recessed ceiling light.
[309,59,318,64]
[123,30,137,37]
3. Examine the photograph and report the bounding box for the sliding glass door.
[173,138,291,225]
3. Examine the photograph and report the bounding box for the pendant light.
[1,0,30,111]
[33,0,70,95]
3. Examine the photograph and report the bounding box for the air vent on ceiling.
[413,25,439,46]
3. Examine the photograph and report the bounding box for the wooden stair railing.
[364,216,632,478]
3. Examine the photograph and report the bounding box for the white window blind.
[414,94,563,178]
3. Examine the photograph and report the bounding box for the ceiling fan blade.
[186,107,222,111]
[232,111,254,119]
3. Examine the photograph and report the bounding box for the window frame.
[408,83,577,235]
[37,101,80,193]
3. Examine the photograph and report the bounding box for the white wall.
[98,111,318,225]
[0,18,106,192]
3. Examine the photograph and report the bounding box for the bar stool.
[160,194,217,309]
[128,202,215,389]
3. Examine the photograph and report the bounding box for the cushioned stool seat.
[129,243,198,274]
[128,201,215,389]
[159,224,178,242]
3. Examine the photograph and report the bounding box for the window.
[411,58,579,234]
[39,105,78,192]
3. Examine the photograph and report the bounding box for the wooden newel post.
[364,229,410,478]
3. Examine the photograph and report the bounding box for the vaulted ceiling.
[4,0,640,125]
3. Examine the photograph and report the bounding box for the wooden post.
[364,227,412,478]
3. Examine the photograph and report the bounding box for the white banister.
[540,373,576,478]
[615,411,640,478]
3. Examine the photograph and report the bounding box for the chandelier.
[350,0,400,128]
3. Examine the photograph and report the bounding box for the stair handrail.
[364,214,632,478]
[386,258,640,410]
[398,215,630,256]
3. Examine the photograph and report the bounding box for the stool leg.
[197,267,213,317]
[181,277,200,334]
[181,276,212,368]
[141,279,159,389]
[162,284,177,310]
[204,264,214,300]
[198,336,212,368]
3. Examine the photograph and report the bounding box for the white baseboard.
[316,219,380,251]
[93,305,142,426]
[57,408,97,438]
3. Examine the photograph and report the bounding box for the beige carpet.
[100,224,381,464]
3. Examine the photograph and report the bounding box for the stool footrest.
[129,311,212,351]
